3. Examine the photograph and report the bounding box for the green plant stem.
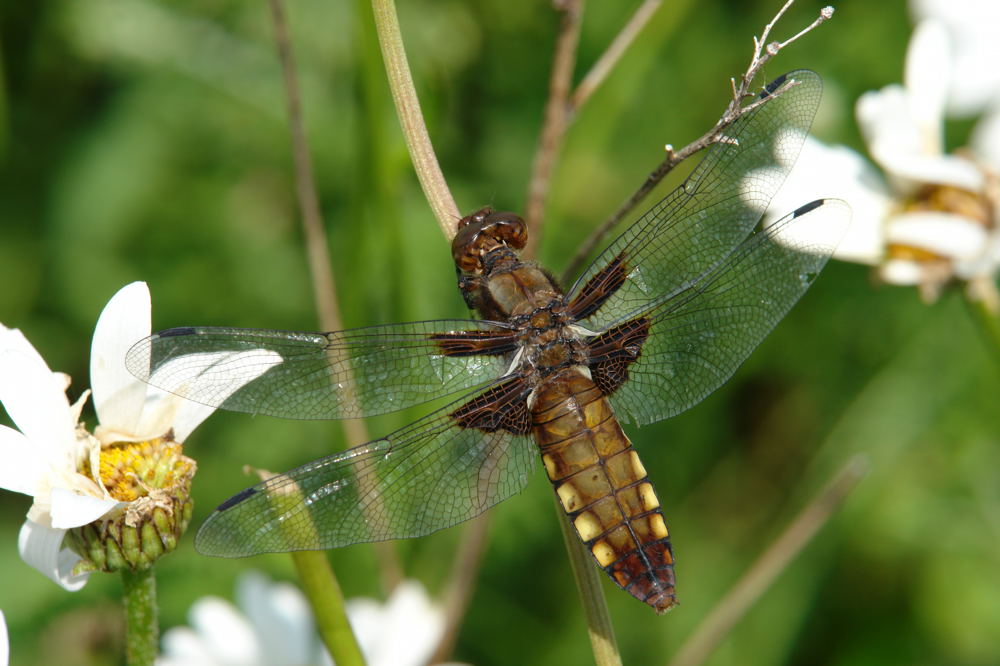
[291,551,367,666]
[964,277,1000,363]
[553,495,622,666]
[254,467,366,665]
[121,567,157,666]
[371,0,460,237]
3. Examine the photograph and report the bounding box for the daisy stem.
[553,495,622,666]
[291,551,367,666]
[121,566,157,666]
[964,278,1000,363]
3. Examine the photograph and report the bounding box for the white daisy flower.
[158,574,454,666]
[0,282,264,589]
[755,18,1000,301]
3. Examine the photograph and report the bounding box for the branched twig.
[269,0,403,593]
[561,2,834,283]
[523,0,586,259]
[667,455,868,666]
[524,0,667,259]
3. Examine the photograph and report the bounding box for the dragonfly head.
[452,207,527,274]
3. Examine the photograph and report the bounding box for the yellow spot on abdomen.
[639,482,660,510]
[557,482,582,512]
[650,514,669,539]
[574,511,602,541]
[630,451,647,478]
[592,540,616,567]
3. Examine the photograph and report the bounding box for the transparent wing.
[195,378,536,556]
[566,70,823,332]
[590,198,850,425]
[125,320,518,420]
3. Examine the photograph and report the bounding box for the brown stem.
[371,0,461,238]
[428,513,492,664]
[523,0,586,259]
[561,1,835,283]
[668,455,868,666]
[268,0,403,593]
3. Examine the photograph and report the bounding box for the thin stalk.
[964,276,1000,364]
[267,0,403,593]
[668,455,868,666]
[292,551,367,666]
[121,567,157,666]
[569,0,662,113]
[371,0,461,237]
[428,513,492,663]
[554,495,623,666]
[256,467,366,665]
[523,0,585,259]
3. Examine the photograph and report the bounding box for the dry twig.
[561,2,834,282]
[668,455,868,666]
[269,0,403,592]
[523,0,586,258]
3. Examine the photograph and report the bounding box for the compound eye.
[485,211,527,250]
[456,206,493,231]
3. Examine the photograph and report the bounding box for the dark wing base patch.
[450,376,533,435]
[587,317,652,396]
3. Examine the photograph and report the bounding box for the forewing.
[195,377,536,556]
[566,70,823,331]
[592,199,850,425]
[125,320,517,420]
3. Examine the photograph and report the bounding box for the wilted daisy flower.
[752,18,1000,302]
[159,573,453,666]
[0,282,262,589]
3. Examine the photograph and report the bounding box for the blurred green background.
[3,0,1000,664]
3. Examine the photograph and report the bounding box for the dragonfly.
[126,69,847,614]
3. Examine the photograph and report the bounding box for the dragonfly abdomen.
[531,368,677,613]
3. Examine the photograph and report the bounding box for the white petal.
[955,228,1000,280]
[857,85,920,160]
[755,138,891,265]
[348,581,444,666]
[0,345,77,465]
[0,425,45,496]
[886,211,988,260]
[904,20,950,144]
[188,597,262,663]
[17,521,90,591]
[880,259,926,285]
[49,487,124,529]
[237,572,314,664]
[971,106,1000,170]
[878,153,983,192]
[377,581,444,666]
[158,626,218,666]
[0,609,8,666]
[91,282,152,436]
[141,350,282,442]
[910,0,1000,115]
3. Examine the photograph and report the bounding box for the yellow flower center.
[81,437,195,502]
